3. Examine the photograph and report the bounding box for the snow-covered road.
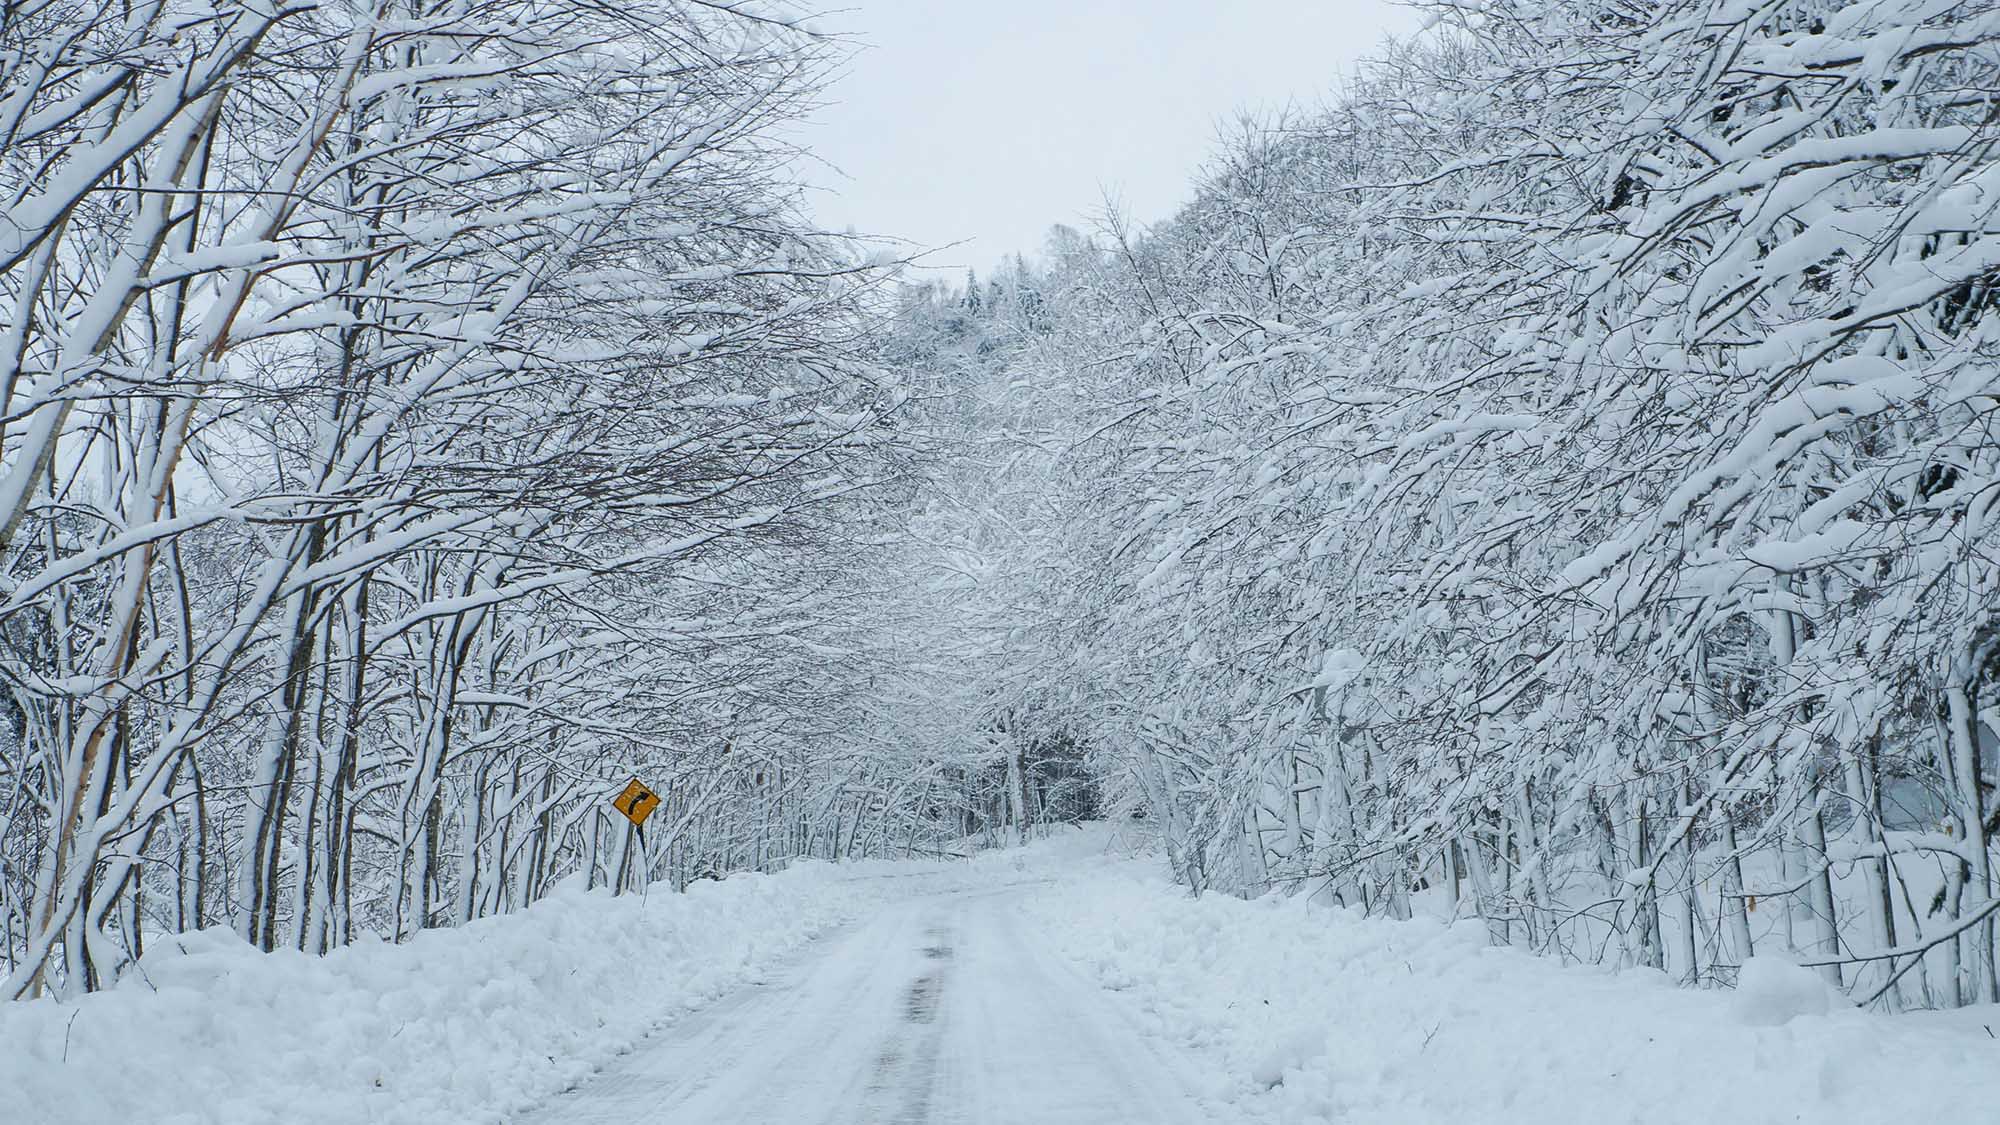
[515,884,1228,1124]
[20,830,1997,1125]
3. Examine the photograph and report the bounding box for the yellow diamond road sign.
[613,777,660,827]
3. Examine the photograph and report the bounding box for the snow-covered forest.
[896,0,2000,1014]
[0,0,947,1000]
[5,0,2000,1055]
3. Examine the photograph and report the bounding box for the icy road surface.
[514,884,1228,1124]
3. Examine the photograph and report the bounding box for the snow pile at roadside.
[1024,857,2000,1125]
[2,849,1051,1125]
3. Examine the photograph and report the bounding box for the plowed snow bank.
[4,846,1057,1125]
[1025,855,2000,1125]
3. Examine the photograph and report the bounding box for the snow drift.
[2,853,1036,1125]
[1025,854,2000,1125]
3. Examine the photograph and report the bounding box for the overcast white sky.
[796,1,1418,278]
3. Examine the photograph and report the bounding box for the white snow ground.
[0,851,1057,1125]
[8,825,2000,1124]
[1025,842,2000,1125]
[516,882,1229,1124]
